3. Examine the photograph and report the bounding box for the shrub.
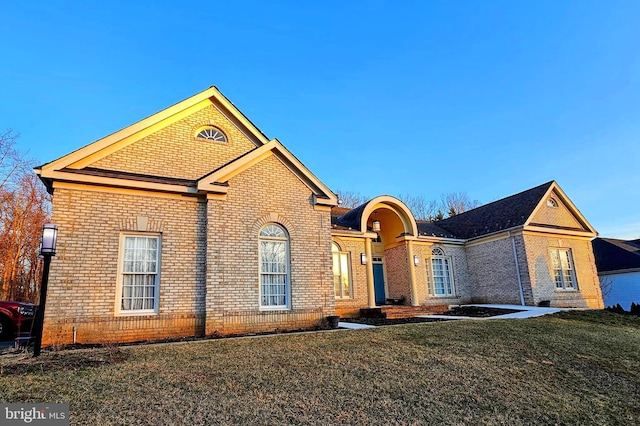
[606,304,627,314]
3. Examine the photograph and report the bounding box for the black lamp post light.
[33,223,58,357]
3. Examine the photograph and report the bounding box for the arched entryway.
[357,196,419,307]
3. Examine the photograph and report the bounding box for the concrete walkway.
[339,322,377,329]
[339,304,566,328]
[470,304,564,319]
[422,304,565,320]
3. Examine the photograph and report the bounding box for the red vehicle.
[0,301,37,340]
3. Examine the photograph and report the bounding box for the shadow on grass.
[1,349,129,376]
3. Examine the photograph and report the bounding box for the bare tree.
[398,191,480,221]
[338,187,481,220]
[599,276,614,302]
[336,190,369,208]
[0,131,51,302]
[441,191,480,217]
[397,193,440,221]
[0,129,26,190]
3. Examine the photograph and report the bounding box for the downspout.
[510,231,526,306]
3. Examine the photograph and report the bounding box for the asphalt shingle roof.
[416,222,458,239]
[592,237,640,273]
[332,203,368,231]
[433,181,555,239]
[331,181,559,239]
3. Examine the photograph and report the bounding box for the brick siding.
[44,188,206,345]
[530,193,585,229]
[522,234,603,308]
[92,103,257,179]
[204,155,334,335]
[466,236,525,304]
[43,107,334,345]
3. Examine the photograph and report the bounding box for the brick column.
[406,241,419,306]
[365,237,376,308]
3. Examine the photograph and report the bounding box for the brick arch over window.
[251,213,295,236]
[331,236,347,250]
[431,246,446,256]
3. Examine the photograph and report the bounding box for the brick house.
[35,87,603,345]
[332,182,603,319]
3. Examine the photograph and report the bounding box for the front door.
[373,260,386,305]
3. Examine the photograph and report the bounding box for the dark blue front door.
[373,263,386,305]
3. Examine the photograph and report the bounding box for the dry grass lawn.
[1,310,639,425]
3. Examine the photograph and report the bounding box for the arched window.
[547,197,558,208]
[259,224,289,308]
[196,126,227,142]
[427,247,455,297]
[332,242,352,299]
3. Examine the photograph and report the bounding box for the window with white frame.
[427,247,455,297]
[332,242,352,299]
[550,248,577,290]
[196,126,227,142]
[259,224,290,308]
[118,234,160,314]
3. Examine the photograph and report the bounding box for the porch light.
[360,253,367,265]
[40,224,59,256]
[372,220,381,232]
[414,255,419,266]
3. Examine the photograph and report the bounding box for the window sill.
[115,310,159,317]
[259,306,291,312]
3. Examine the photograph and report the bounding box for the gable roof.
[433,181,596,239]
[330,181,595,240]
[592,237,640,273]
[197,139,337,205]
[36,86,270,173]
[34,87,337,206]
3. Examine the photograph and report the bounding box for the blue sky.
[2,1,639,238]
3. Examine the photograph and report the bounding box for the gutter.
[509,230,526,306]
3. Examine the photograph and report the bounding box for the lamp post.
[33,224,58,357]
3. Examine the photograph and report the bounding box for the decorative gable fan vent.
[547,197,558,208]
[196,127,227,142]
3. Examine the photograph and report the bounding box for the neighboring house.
[35,87,603,346]
[592,237,640,310]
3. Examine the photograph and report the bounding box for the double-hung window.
[332,242,352,299]
[550,248,577,290]
[117,234,161,314]
[427,247,455,297]
[259,224,290,309]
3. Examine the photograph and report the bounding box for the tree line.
[336,190,480,221]
[0,129,50,302]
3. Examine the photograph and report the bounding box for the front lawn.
[1,310,639,425]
